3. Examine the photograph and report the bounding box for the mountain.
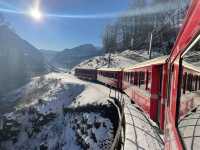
[0,25,46,96]
[51,44,103,69]
[40,49,57,62]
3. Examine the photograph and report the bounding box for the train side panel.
[123,64,164,124]
[97,69,123,90]
[75,68,97,81]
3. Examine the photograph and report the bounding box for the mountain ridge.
[51,44,103,69]
[0,25,46,96]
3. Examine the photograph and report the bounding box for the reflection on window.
[178,36,200,150]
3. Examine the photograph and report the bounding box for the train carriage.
[166,0,200,149]
[122,56,168,125]
[179,61,200,118]
[97,68,123,90]
[75,68,97,81]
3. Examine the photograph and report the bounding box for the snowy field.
[0,73,118,150]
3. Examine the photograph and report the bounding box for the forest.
[102,0,189,55]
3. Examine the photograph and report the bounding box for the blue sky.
[0,0,130,51]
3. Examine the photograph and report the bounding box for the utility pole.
[148,32,153,59]
[108,48,111,68]
[131,38,134,50]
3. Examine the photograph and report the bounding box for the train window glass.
[131,72,134,84]
[179,37,200,118]
[134,72,138,85]
[178,35,200,149]
[140,72,145,90]
[146,71,149,90]
[129,73,131,83]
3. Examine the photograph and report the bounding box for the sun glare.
[29,7,42,21]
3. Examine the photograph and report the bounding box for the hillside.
[0,25,46,97]
[73,50,151,70]
[51,44,103,70]
[0,73,117,150]
[40,49,57,63]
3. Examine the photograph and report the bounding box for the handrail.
[110,92,126,150]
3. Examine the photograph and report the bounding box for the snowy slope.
[73,49,149,71]
[0,25,46,96]
[0,73,117,150]
[72,49,167,72]
[0,72,164,150]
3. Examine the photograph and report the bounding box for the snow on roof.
[97,67,122,72]
[123,55,168,71]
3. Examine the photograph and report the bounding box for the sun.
[29,7,42,21]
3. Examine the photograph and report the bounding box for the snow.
[73,50,149,70]
[0,67,164,150]
[0,73,116,150]
[178,106,200,150]
[122,95,164,150]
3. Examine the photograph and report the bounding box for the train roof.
[124,55,168,71]
[75,67,97,70]
[97,67,122,72]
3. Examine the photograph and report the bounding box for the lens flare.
[28,0,42,21]
[0,1,183,20]
[29,7,42,21]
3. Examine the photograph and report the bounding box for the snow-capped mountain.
[0,25,46,97]
[51,44,103,70]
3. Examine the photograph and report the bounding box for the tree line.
[102,0,190,55]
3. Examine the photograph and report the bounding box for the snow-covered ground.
[0,72,165,150]
[0,73,117,150]
[122,95,164,150]
[0,47,166,150]
[73,49,152,70]
[178,106,200,150]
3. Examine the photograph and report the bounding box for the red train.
[122,56,168,128]
[75,68,97,81]
[97,68,123,90]
[74,0,200,149]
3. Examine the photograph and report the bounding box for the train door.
[165,55,183,150]
[150,65,162,122]
[157,65,163,126]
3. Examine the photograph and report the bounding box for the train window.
[179,36,200,118]
[146,71,150,90]
[178,34,200,149]
[139,72,145,90]
[129,73,131,83]
[135,72,139,85]
[130,72,134,84]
